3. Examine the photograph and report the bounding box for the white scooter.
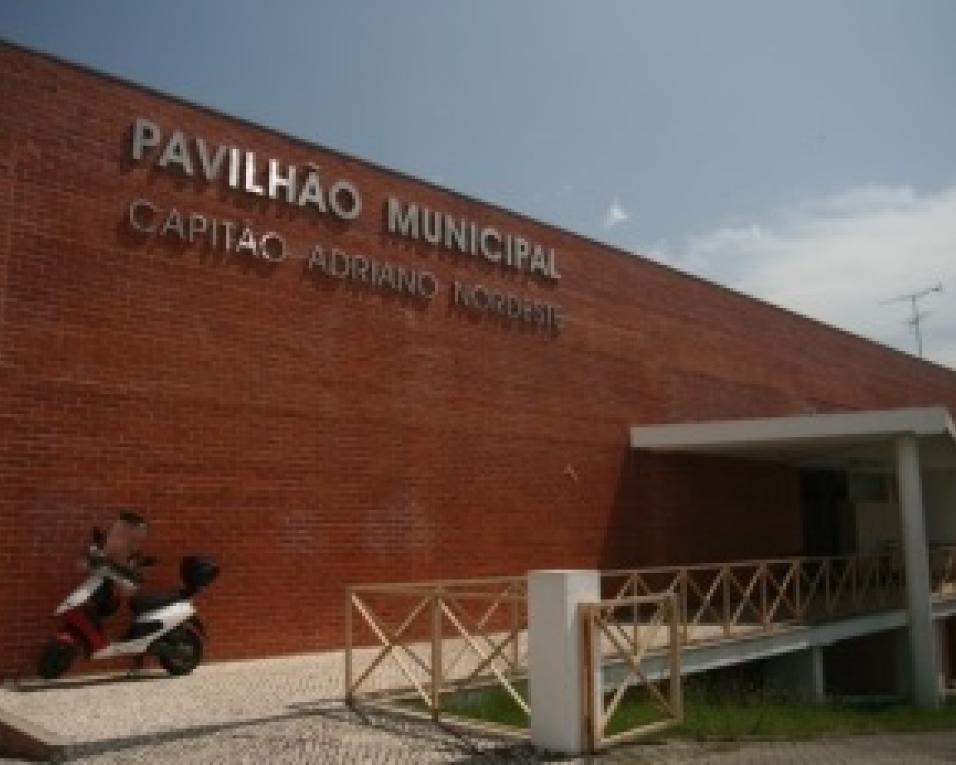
[37,531,218,679]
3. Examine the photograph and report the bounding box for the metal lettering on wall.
[125,117,565,333]
[131,118,362,220]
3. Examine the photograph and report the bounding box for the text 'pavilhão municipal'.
[123,117,566,333]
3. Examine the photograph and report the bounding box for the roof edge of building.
[630,406,956,451]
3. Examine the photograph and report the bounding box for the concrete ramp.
[0,706,71,762]
[611,598,956,685]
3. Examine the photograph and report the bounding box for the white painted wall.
[855,500,900,556]
[853,468,955,554]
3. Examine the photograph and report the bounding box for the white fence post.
[528,569,601,755]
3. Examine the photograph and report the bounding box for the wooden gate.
[580,592,683,751]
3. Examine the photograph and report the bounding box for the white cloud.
[604,199,630,229]
[649,184,956,369]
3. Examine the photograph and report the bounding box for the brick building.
[2,41,955,678]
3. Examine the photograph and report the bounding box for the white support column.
[896,434,939,707]
[528,570,601,755]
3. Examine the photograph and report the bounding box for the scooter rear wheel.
[157,627,202,676]
[37,638,77,680]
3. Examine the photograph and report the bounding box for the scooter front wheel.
[37,638,77,680]
[156,627,202,676]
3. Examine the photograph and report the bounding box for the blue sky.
[3,1,955,366]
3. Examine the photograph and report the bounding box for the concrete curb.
[0,707,73,762]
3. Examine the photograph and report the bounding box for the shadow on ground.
[12,672,169,694]
[291,701,540,763]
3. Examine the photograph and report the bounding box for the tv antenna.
[880,282,943,358]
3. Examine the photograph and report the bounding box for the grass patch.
[397,676,956,741]
[431,682,530,729]
[611,684,956,740]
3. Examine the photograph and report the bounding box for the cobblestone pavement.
[0,644,509,746]
[2,650,955,763]
[48,716,956,764]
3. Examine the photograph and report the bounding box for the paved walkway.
[1,650,955,763]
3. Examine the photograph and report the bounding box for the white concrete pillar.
[528,570,601,755]
[896,435,939,707]
[764,646,825,703]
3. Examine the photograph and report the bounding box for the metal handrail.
[341,547,956,740]
[599,548,956,650]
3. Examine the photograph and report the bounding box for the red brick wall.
[2,43,956,677]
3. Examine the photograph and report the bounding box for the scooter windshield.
[101,518,148,564]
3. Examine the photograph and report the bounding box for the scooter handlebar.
[85,549,145,585]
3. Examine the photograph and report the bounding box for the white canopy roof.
[630,407,956,470]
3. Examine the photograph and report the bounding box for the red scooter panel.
[62,607,109,653]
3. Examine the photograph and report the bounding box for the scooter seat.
[130,590,183,614]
